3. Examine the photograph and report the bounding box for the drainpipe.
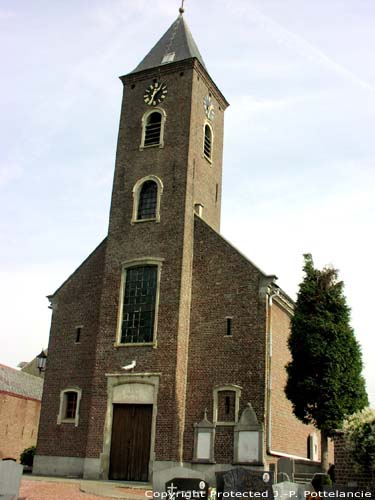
[266,288,309,461]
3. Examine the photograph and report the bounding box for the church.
[34,9,322,489]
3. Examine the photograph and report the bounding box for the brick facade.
[0,365,43,462]
[35,14,328,486]
[0,393,41,461]
[334,432,375,492]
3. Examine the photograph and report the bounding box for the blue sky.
[1,0,374,405]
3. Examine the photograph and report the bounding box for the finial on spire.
[179,0,185,15]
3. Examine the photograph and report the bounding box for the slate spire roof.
[132,14,206,74]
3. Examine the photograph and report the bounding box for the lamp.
[36,350,47,374]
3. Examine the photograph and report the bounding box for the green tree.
[285,254,368,471]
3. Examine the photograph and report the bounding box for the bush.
[343,407,375,472]
[20,446,36,467]
[312,473,332,492]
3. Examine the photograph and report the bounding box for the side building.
[0,364,43,462]
[34,12,326,487]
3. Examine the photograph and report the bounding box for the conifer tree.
[285,254,368,471]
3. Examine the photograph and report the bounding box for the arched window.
[213,385,241,425]
[57,387,82,426]
[132,176,164,224]
[141,109,166,149]
[137,181,157,220]
[203,124,212,161]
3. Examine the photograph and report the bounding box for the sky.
[1,1,374,406]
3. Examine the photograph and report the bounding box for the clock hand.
[150,88,157,101]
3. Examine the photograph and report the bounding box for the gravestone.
[0,460,23,499]
[165,477,209,500]
[273,481,306,500]
[223,468,274,499]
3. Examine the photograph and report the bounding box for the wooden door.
[109,404,153,481]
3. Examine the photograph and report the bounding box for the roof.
[132,15,206,74]
[0,364,43,401]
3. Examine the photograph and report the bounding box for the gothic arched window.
[204,123,213,161]
[132,175,164,223]
[141,109,166,149]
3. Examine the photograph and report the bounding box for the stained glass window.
[121,266,157,343]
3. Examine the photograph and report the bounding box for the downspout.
[266,288,309,461]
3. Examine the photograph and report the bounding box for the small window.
[144,112,162,147]
[213,385,241,425]
[75,326,82,343]
[137,181,158,220]
[57,388,82,426]
[65,392,78,419]
[162,52,175,64]
[218,391,236,422]
[226,317,232,336]
[204,124,212,161]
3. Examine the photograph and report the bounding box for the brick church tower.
[34,11,324,488]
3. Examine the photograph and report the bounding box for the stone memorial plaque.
[165,478,209,500]
[223,468,274,499]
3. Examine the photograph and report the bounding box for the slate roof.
[0,364,43,401]
[132,15,206,74]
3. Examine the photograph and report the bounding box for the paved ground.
[19,476,151,500]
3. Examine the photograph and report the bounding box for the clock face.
[144,81,168,106]
[204,95,215,121]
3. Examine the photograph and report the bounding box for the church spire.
[132,14,206,74]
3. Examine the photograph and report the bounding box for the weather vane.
[179,0,185,14]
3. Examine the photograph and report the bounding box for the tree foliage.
[343,408,375,472]
[285,254,368,436]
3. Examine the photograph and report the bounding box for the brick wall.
[184,215,268,464]
[334,432,375,491]
[0,392,40,461]
[36,239,107,458]
[270,301,334,463]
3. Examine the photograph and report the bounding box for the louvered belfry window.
[121,266,157,344]
[137,181,157,220]
[204,124,212,160]
[144,111,162,146]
